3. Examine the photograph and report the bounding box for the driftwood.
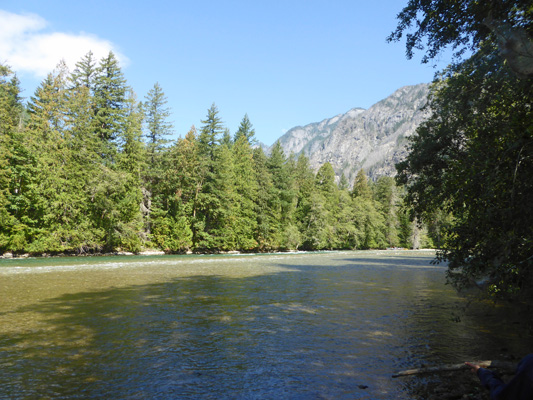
[392,360,517,378]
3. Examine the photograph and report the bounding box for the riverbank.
[409,369,489,399]
[408,368,519,400]
[0,248,436,259]
[405,352,524,399]
[0,250,167,259]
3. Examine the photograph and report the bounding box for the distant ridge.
[272,83,430,184]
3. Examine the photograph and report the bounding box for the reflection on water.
[0,251,530,399]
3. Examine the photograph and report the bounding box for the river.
[0,251,530,399]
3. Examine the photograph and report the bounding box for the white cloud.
[0,10,129,77]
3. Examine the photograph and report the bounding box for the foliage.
[234,114,256,144]
[142,82,173,176]
[374,176,401,248]
[92,52,128,154]
[388,0,533,78]
[351,169,373,200]
[0,56,431,257]
[396,38,533,298]
[252,147,278,250]
[0,64,27,250]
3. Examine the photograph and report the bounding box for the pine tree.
[167,127,201,217]
[267,142,296,248]
[221,128,232,147]
[24,62,79,252]
[0,66,13,248]
[351,169,373,200]
[198,103,223,159]
[70,51,98,91]
[312,162,339,249]
[25,60,112,254]
[303,191,329,249]
[234,113,256,144]
[299,162,342,250]
[339,173,349,190]
[115,90,146,252]
[293,153,315,233]
[193,104,226,250]
[315,162,337,200]
[374,176,400,248]
[150,127,197,253]
[252,147,277,250]
[352,197,386,249]
[93,52,128,152]
[232,135,259,250]
[208,140,238,250]
[142,82,173,159]
[140,82,173,241]
[351,169,385,249]
[335,189,358,249]
[0,65,27,251]
[86,55,142,252]
[65,72,105,252]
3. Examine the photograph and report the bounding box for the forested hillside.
[0,53,439,255]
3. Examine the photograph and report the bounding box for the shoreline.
[0,248,436,260]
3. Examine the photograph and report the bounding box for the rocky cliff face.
[274,83,430,184]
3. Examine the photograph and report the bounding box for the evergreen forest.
[2,0,532,303]
[0,53,433,256]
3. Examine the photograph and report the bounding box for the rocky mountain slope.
[274,83,430,183]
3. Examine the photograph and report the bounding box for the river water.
[0,251,530,399]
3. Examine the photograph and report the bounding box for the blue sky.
[1,1,449,145]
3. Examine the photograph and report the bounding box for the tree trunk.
[392,360,517,378]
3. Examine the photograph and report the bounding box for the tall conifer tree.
[70,51,97,91]
[142,82,173,158]
[93,52,128,151]
[194,104,225,250]
[232,134,258,250]
[150,127,197,252]
[140,82,173,239]
[351,169,385,249]
[234,113,256,144]
[25,62,80,252]
[374,176,400,248]
[267,142,297,248]
[198,103,223,159]
[0,65,27,251]
[252,147,277,250]
[302,163,338,249]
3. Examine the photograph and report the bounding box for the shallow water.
[0,251,530,399]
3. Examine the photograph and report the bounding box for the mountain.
[274,83,430,183]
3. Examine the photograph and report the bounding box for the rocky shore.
[406,370,488,399]
[406,363,517,400]
[0,250,166,259]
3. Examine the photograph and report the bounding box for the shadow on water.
[0,252,531,400]
[2,271,390,400]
